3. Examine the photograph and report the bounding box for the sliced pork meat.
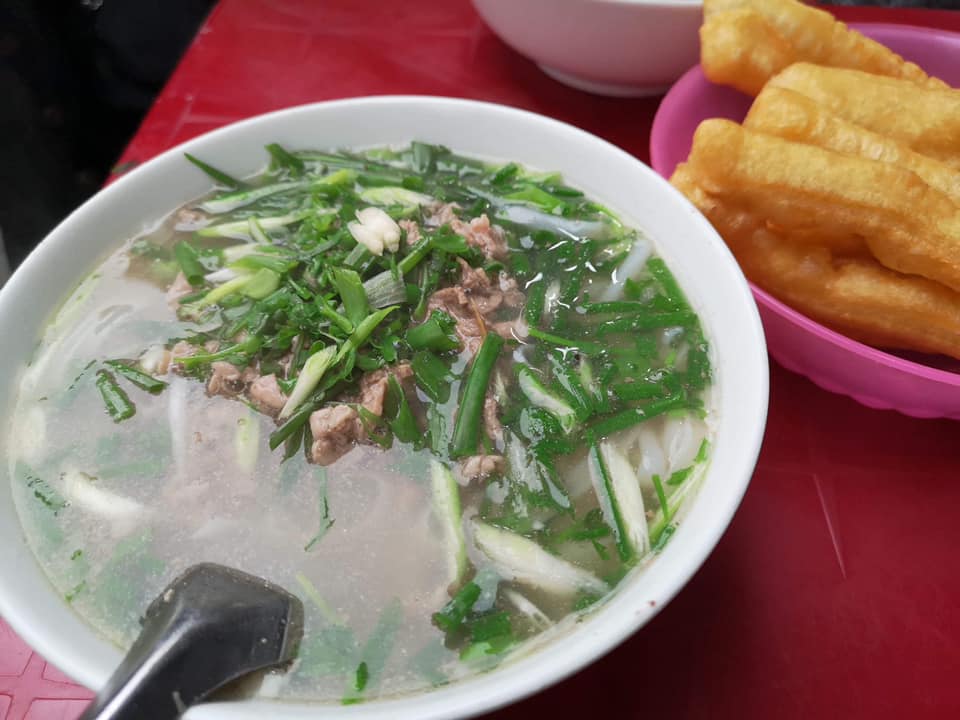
[166,272,193,308]
[399,219,421,246]
[427,204,509,262]
[358,363,415,416]
[483,397,503,443]
[427,286,487,356]
[309,405,362,465]
[426,202,460,228]
[427,281,522,356]
[457,257,491,292]
[206,362,247,397]
[248,374,287,416]
[451,214,509,262]
[499,274,526,308]
[460,454,506,481]
[308,363,417,465]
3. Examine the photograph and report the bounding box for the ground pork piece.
[483,397,503,443]
[248,374,287,416]
[460,454,506,481]
[165,272,194,308]
[399,219,421,246]
[309,405,362,465]
[207,362,247,396]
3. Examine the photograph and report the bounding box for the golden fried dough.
[744,87,960,205]
[701,0,946,96]
[686,119,960,291]
[768,63,960,167]
[671,164,960,359]
[700,8,795,97]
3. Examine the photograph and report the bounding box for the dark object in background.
[0,0,214,268]
[77,563,303,720]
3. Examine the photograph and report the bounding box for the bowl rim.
[649,20,960,389]
[0,95,768,719]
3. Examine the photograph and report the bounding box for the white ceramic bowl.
[471,0,703,96]
[0,96,767,719]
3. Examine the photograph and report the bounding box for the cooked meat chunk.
[175,207,209,231]
[499,274,526,307]
[358,363,415,416]
[307,363,417,465]
[428,286,487,355]
[451,214,509,262]
[426,204,509,262]
[483,397,503,443]
[248,374,287,416]
[207,362,246,396]
[399,219,421,245]
[455,258,504,315]
[309,405,362,465]
[428,285,522,355]
[457,257,491,292]
[426,202,460,228]
[460,454,506,481]
[166,272,194,308]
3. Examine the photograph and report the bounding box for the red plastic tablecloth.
[3,2,960,718]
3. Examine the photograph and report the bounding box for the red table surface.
[3,2,960,719]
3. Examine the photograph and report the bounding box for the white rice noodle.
[634,424,667,491]
[599,237,652,301]
[660,415,707,473]
[13,406,46,467]
[503,588,552,631]
[62,469,146,537]
[168,378,188,482]
[496,205,608,239]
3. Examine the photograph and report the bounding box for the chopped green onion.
[173,241,206,286]
[241,269,281,300]
[104,361,167,394]
[526,327,602,355]
[411,351,452,403]
[280,346,336,420]
[332,267,370,327]
[450,333,504,458]
[95,370,136,422]
[200,180,307,214]
[266,142,305,174]
[405,310,458,352]
[517,365,577,434]
[184,152,245,188]
[433,582,481,633]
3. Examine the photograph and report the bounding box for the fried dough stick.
[701,0,946,96]
[686,119,960,292]
[769,63,960,168]
[671,163,960,359]
[744,87,960,205]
